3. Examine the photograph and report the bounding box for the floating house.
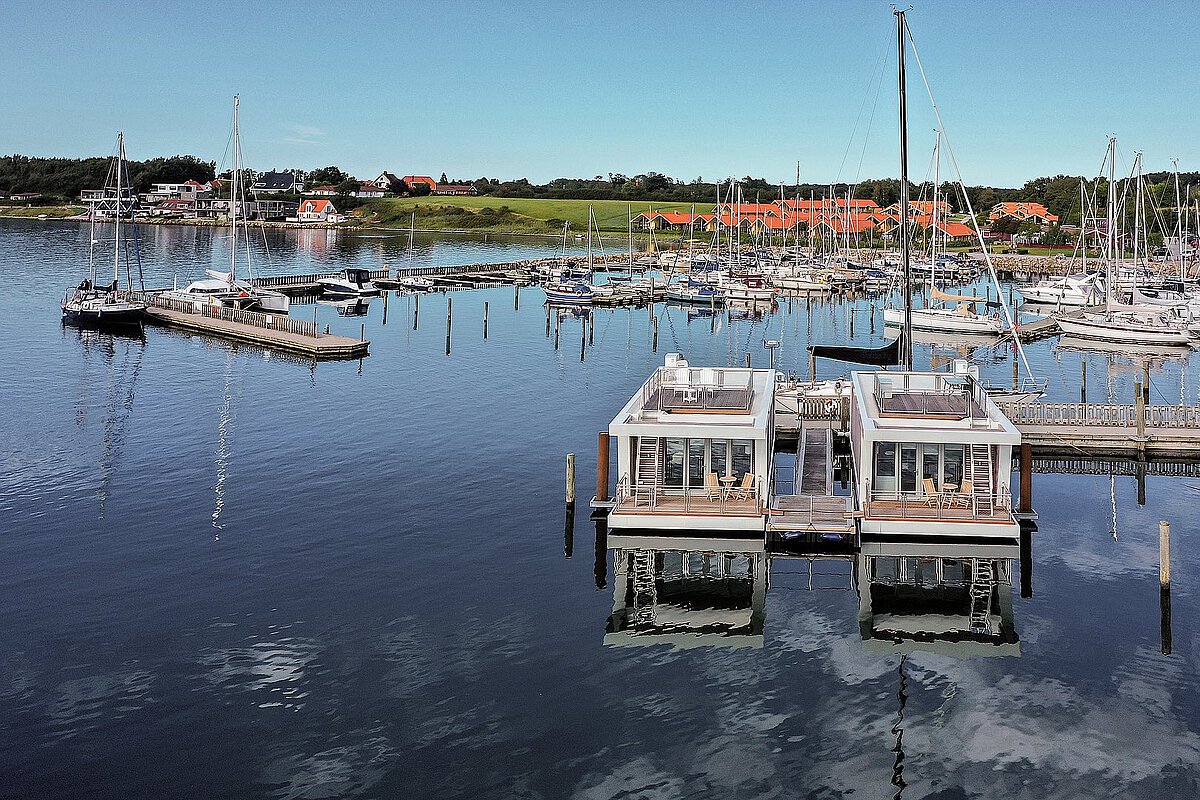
[607,354,775,532]
[849,369,1021,539]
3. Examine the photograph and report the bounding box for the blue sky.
[4,1,1196,187]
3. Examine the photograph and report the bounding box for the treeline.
[0,154,215,200]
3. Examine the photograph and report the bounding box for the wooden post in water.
[554,315,560,350]
[545,305,551,337]
[596,431,610,502]
[382,290,389,325]
[652,313,658,353]
[1161,519,1172,655]
[1012,350,1019,390]
[588,314,594,346]
[566,453,576,505]
[483,301,489,340]
[1081,359,1087,403]
[1135,378,1146,451]
[360,323,365,342]
[313,303,318,327]
[1018,442,1033,514]
[746,353,751,368]
[445,297,452,355]
[563,503,574,559]
[514,284,520,311]
[1020,527,1033,598]
[413,292,420,331]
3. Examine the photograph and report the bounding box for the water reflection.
[858,541,1020,657]
[605,534,767,648]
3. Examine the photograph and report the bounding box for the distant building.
[402,175,437,192]
[433,183,478,196]
[297,198,338,223]
[355,182,386,199]
[149,180,211,202]
[252,171,303,195]
[79,187,135,217]
[307,185,339,197]
[150,199,195,217]
[372,171,407,194]
[988,202,1059,226]
[10,192,41,202]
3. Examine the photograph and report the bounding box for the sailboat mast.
[896,8,913,370]
[230,95,240,282]
[1105,136,1116,307]
[1172,159,1183,281]
[113,132,123,284]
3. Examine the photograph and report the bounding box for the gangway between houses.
[768,422,854,537]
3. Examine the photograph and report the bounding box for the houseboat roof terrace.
[615,354,776,428]
[851,370,1019,441]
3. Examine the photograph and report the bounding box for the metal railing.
[615,473,761,515]
[142,291,322,338]
[645,366,755,412]
[864,482,1013,521]
[873,372,988,419]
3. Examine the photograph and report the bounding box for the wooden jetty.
[996,398,1200,458]
[141,295,369,360]
[1015,306,1092,343]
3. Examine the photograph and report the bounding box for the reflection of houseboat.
[608,354,775,532]
[605,533,766,648]
[858,540,1019,657]
[849,370,1020,539]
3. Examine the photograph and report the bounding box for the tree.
[307,165,350,187]
[439,172,448,184]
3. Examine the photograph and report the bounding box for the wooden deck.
[645,386,754,414]
[877,391,981,418]
[145,307,370,360]
[614,495,761,517]
[997,400,1200,457]
[865,498,1013,523]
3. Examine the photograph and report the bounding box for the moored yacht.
[318,268,381,298]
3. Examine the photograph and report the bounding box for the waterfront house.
[848,369,1020,539]
[372,171,406,194]
[608,354,776,533]
[403,175,437,192]
[297,198,338,223]
[988,202,1059,226]
[150,198,195,217]
[307,185,338,197]
[434,183,478,196]
[355,182,386,199]
[252,171,303,195]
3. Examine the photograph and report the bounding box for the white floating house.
[608,354,775,532]
[849,367,1021,539]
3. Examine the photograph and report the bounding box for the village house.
[307,185,339,197]
[372,171,407,194]
[355,182,386,199]
[251,171,303,195]
[402,175,437,192]
[988,201,1059,226]
[296,198,339,223]
[434,183,478,196]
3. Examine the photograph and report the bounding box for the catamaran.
[61,132,147,328]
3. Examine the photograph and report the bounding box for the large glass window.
[922,445,940,486]
[711,440,727,478]
[731,440,753,480]
[874,442,897,492]
[688,439,706,487]
[943,445,964,488]
[664,438,685,487]
[900,444,918,493]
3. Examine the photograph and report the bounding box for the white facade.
[608,355,776,532]
[849,370,1021,538]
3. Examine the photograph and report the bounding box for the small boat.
[664,279,725,306]
[543,281,593,305]
[720,275,775,302]
[1056,307,1192,346]
[61,132,146,329]
[397,275,435,290]
[884,286,1007,334]
[1018,272,1103,306]
[318,268,380,298]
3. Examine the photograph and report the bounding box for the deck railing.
[873,372,988,419]
[140,291,322,338]
[864,480,1013,521]
[615,474,760,515]
[644,366,755,412]
[1000,401,1200,430]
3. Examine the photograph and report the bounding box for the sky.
[3,1,1197,189]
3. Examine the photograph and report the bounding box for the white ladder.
[635,436,661,505]
[968,444,993,509]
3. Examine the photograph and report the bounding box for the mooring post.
[597,431,610,502]
[566,453,576,505]
[360,323,365,342]
[554,317,560,350]
[1135,378,1146,448]
[588,314,594,346]
[514,283,520,311]
[545,305,551,337]
[382,290,389,325]
[652,313,658,353]
[1020,527,1033,598]
[746,353,751,368]
[1081,358,1087,403]
[1019,442,1033,514]
[564,503,574,559]
[445,297,452,355]
[579,320,586,362]
[413,292,420,330]
[809,351,816,382]
[1161,519,1172,655]
[594,517,608,590]
[483,301,489,340]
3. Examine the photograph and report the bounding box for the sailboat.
[61,132,147,328]
[1055,139,1192,347]
[397,212,435,290]
[884,285,1006,334]
[157,96,290,313]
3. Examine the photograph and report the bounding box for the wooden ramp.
[769,423,853,534]
[145,307,369,360]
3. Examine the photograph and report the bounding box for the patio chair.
[732,472,756,501]
[704,471,721,502]
[951,479,973,508]
[922,478,942,508]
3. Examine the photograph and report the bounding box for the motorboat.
[543,281,593,305]
[397,275,435,290]
[318,268,380,298]
[1018,272,1103,306]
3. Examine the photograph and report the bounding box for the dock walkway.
[997,399,1200,457]
[769,423,853,534]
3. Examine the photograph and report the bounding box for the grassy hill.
[359,196,709,234]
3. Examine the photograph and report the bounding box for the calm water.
[2,218,1199,799]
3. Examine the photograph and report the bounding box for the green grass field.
[0,205,83,218]
[361,196,710,233]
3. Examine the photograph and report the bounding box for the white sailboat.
[61,132,147,328]
[158,96,290,313]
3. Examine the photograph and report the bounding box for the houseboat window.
[943,445,964,487]
[688,439,706,487]
[922,445,940,487]
[663,438,685,487]
[899,444,918,493]
[731,440,752,479]
[874,442,897,492]
[710,440,727,478]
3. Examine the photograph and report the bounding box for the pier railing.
[142,292,322,338]
[1000,401,1200,430]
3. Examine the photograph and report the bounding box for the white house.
[297,198,338,223]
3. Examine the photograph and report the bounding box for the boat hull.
[61,302,145,328]
[1056,314,1191,346]
[883,307,1006,334]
